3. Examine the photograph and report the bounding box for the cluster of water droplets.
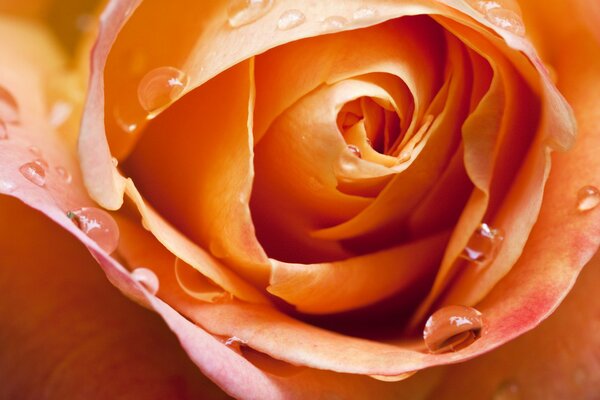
[466,0,526,36]
[226,0,378,32]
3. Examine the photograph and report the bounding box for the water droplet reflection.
[423,305,483,353]
[577,185,600,212]
[323,16,348,31]
[67,207,120,253]
[227,0,273,28]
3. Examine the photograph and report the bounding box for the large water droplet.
[277,9,306,30]
[460,223,504,265]
[67,207,120,253]
[353,7,378,21]
[0,120,7,140]
[493,380,521,400]
[227,0,273,28]
[55,166,72,184]
[19,161,46,187]
[131,267,159,295]
[485,7,525,36]
[323,16,348,31]
[423,305,483,353]
[347,144,362,159]
[137,67,189,116]
[577,185,600,212]
[0,85,19,123]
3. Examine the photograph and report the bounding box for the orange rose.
[1,0,599,398]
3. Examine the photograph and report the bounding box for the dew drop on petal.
[353,7,377,21]
[460,223,504,265]
[28,145,42,157]
[493,380,521,400]
[277,9,306,30]
[225,336,248,347]
[131,267,160,295]
[111,157,119,167]
[19,161,46,187]
[466,0,502,13]
[347,144,362,159]
[485,7,525,36]
[0,119,8,140]
[323,16,348,31]
[67,207,120,254]
[423,305,483,353]
[137,67,189,116]
[577,185,600,212]
[227,0,272,28]
[55,166,72,184]
[0,85,19,123]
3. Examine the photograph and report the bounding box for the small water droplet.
[137,67,189,116]
[323,16,348,31]
[0,180,16,193]
[0,120,8,140]
[347,144,362,159]
[0,85,19,123]
[467,0,502,13]
[49,101,73,128]
[111,157,119,167]
[225,336,248,347]
[28,146,42,157]
[227,0,273,28]
[67,207,120,253]
[277,9,306,30]
[398,150,411,163]
[423,305,483,353]
[485,7,525,36]
[55,166,72,184]
[577,185,600,212]
[19,162,46,187]
[493,380,521,400]
[460,223,504,265]
[131,267,159,295]
[353,7,377,21]
[113,105,142,134]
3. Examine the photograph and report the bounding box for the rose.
[0,0,589,400]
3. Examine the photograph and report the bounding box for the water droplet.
[111,157,119,167]
[485,7,525,36]
[577,185,600,212]
[0,179,16,193]
[225,336,248,347]
[493,380,521,400]
[48,101,73,127]
[467,0,502,13]
[137,67,189,116]
[131,267,159,295]
[353,7,377,21]
[55,166,72,184]
[67,207,120,253]
[0,119,7,140]
[114,106,140,134]
[369,371,417,382]
[398,150,411,163]
[423,305,483,353]
[28,146,42,157]
[460,223,504,265]
[347,144,362,159]
[277,9,306,30]
[227,0,273,28]
[0,85,19,123]
[323,16,348,31]
[19,162,46,186]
